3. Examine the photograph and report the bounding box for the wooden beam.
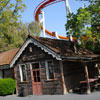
[62,59,98,63]
[85,65,91,94]
[60,61,67,94]
[95,64,100,75]
[14,67,18,95]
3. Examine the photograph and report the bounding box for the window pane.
[37,71,40,77]
[34,77,37,82]
[47,61,54,79]
[49,73,54,79]
[32,63,39,69]
[37,77,40,82]
[21,65,26,81]
[33,71,36,77]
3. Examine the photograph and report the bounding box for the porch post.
[84,65,91,94]
[60,61,67,94]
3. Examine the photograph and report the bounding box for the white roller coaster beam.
[65,0,73,41]
[65,0,71,15]
[40,11,46,37]
[55,32,59,39]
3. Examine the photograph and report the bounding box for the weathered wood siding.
[14,63,33,95]
[40,59,63,95]
[4,68,14,79]
[14,43,63,95]
[62,61,99,91]
[63,61,85,91]
[87,62,99,78]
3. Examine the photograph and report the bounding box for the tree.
[0,0,41,52]
[28,21,41,37]
[65,0,100,51]
[0,0,26,51]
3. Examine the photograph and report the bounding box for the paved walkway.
[1,91,100,100]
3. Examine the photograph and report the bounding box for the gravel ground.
[1,91,100,100]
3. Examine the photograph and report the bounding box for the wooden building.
[0,35,100,95]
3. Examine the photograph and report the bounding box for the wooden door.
[32,69,42,95]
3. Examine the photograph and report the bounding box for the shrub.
[0,78,16,96]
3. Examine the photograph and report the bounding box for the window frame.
[31,62,40,69]
[19,64,27,82]
[45,60,55,80]
[30,62,41,82]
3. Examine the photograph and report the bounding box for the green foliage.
[28,21,41,37]
[0,78,16,96]
[0,0,41,52]
[66,0,100,51]
[0,0,26,52]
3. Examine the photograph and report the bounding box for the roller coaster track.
[34,0,77,41]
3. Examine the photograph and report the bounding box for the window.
[33,70,40,82]
[45,60,54,80]
[31,63,41,82]
[32,63,39,69]
[19,64,27,82]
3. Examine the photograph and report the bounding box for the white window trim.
[19,64,27,82]
[45,60,54,80]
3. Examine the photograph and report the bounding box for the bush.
[0,78,16,96]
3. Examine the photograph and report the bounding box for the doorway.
[31,63,42,95]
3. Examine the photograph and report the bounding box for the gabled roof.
[30,35,94,57]
[0,48,19,67]
[10,35,100,68]
[0,35,99,69]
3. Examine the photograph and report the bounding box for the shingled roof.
[0,35,100,69]
[0,48,19,66]
[29,35,98,58]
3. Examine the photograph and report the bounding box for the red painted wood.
[32,69,42,95]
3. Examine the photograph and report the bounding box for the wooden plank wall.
[14,43,63,95]
[62,61,99,91]
[62,61,85,91]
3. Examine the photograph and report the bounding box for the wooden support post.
[60,61,67,94]
[95,64,100,75]
[85,65,91,94]
[14,67,18,95]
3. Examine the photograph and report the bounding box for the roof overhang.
[10,37,61,68]
[9,36,100,68]
[0,64,10,69]
[61,56,100,62]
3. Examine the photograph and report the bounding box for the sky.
[20,0,89,37]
